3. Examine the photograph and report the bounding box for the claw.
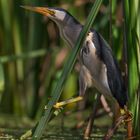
[123,108,133,138]
[120,106,133,122]
[125,112,133,122]
[104,106,133,140]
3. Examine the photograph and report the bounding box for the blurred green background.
[0,0,139,138]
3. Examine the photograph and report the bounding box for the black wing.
[92,29,127,108]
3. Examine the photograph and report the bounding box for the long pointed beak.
[21,6,55,17]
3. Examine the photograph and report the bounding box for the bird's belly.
[91,75,112,99]
[90,63,112,96]
[80,32,115,101]
[81,45,112,98]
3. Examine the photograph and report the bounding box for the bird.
[21,6,132,139]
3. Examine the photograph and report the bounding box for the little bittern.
[22,6,132,139]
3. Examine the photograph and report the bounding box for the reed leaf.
[0,0,14,113]
[31,0,103,139]
[123,0,140,138]
[0,63,4,94]
[0,49,47,63]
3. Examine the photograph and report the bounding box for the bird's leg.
[76,95,87,129]
[104,106,133,140]
[78,67,101,139]
[104,115,126,140]
[53,96,83,109]
[53,66,85,109]
[112,102,121,126]
[123,106,133,138]
[84,113,95,139]
[76,66,89,127]
[100,95,113,117]
[84,94,100,139]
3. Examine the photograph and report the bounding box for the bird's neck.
[65,24,82,48]
[57,22,82,48]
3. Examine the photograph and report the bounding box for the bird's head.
[21,6,81,47]
[21,6,70,25]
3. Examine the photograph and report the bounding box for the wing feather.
[92,30,127,108]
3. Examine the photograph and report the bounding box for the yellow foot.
[121,106,133,138]
[53,96,83,109]
[120,106,133,122]
[104,106,133,140]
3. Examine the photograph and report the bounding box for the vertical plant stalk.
[0,0,14,113]
[123,0,140,138]
[31,0,103,139]
[109,0,113,48]
[126,115,133,138]
[122,3,128,88]
[0,63,5,93]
